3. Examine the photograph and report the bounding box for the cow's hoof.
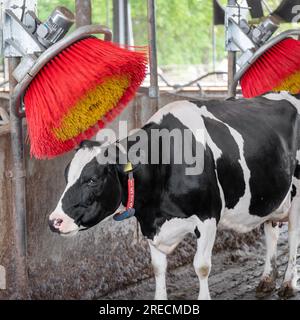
[278,283,296,299]
[256,277,276,298]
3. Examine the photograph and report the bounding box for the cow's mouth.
[79,227,89,232]
[60,229,80,237]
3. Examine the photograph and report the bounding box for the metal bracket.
[225,3,251,52]
[228,17,255,52]
[0,107,10,125]
[3,9,43,57]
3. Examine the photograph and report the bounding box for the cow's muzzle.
[48,218,63,233]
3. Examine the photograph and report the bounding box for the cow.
[49,91,300,300]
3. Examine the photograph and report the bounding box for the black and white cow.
[49,91,300,300]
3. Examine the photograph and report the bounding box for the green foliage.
[37,0,75,20]
[130,0,221,66]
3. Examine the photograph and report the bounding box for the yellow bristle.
[53,75,130,141]
[273,71,300,94]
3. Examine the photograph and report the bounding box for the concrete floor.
[101,226,300,300]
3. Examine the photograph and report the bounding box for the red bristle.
[24,37,147,159]
[98,120,105,129]
[241,38,300,98]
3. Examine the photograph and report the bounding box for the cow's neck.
[115,136,166,240]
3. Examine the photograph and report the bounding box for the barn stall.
[0,0,299,300]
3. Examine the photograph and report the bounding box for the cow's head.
[48,141,123,236]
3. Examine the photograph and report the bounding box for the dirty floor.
[101,226,300,300]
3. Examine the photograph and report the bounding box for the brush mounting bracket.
[1,1,75,57]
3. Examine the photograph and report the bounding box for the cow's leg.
[193,218,217,300]
[278,197,300,299]
[256,222,279,297]
[149,242,168,300]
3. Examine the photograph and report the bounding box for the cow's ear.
[77,140,102,151]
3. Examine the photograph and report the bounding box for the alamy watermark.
[95,121,205,176]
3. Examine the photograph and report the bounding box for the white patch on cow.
[149,243,168,300]
[193,218,217,300]
[296,150,300,163]
[280,176,300,294]
[147,101,206,145]
[262,222,279,278]
[150,215,200,254]
[264,91,300,114]
[67,147,102,185]
[49,147,102,234]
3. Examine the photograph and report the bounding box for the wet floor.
[101,226,300,300]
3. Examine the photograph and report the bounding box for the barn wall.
[0,93,260,299]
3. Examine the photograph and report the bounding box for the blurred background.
[0,1,297,92]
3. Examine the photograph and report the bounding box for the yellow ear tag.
[124,162,133,173]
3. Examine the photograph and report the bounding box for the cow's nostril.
[54,218,63,227]
[49,219,60,233]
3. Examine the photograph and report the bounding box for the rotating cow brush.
[240,38,300,98]
[1,4,147,159]
[24,37,147,158]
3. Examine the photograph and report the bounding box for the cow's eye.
[88,177,98,186]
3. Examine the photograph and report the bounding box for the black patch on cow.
[294,164,300,180]
[79,140,101,150]
[194,227,201,238]
[202,116,245,209]
[291,184,297,200]
[192,97,299,217]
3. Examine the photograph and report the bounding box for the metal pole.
[113,0,120,43]
[228,51,236,97]
[227,0,237,97]
[123,0,129,45]
[75,0,92,27]
[113,0,132,45]
[147,0,159,109]
[212,24,216,72]
[8,57,28,298]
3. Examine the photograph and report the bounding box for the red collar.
[113,171,135,221]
